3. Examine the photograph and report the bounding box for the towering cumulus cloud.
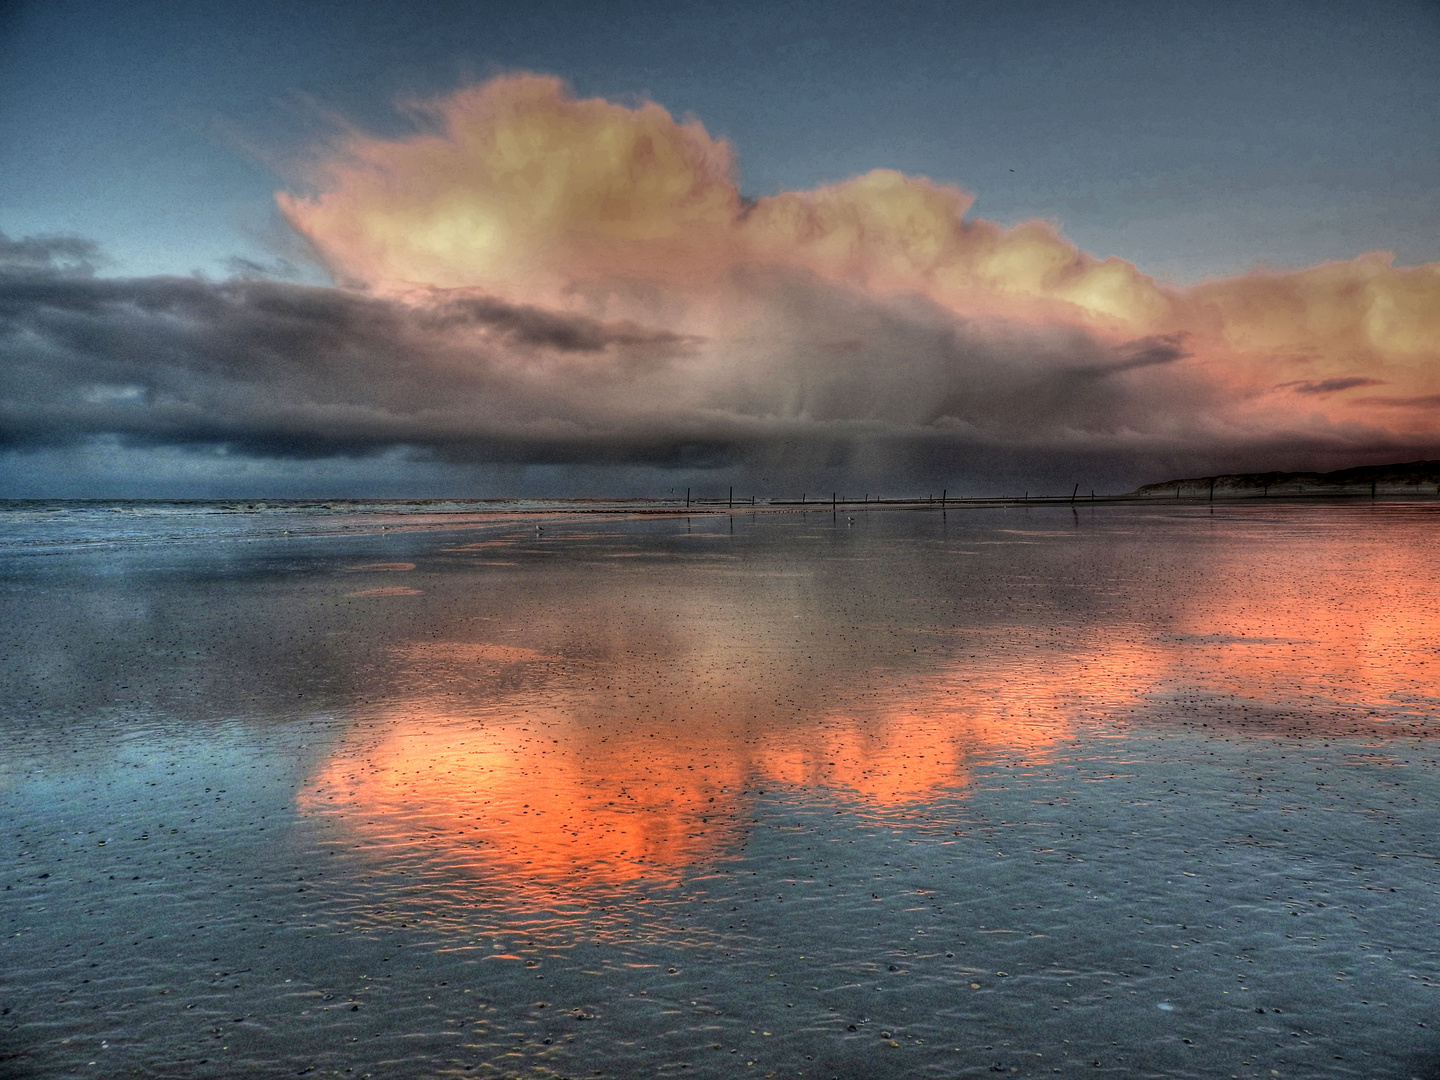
[3,75,1436,493]
[278,74,1179,325]
[277,75,1439,468]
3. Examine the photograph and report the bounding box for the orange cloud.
[1175,255,1440,429]
[278,75,743,298]
[277,74,1440,459]
[278,75,1167,328]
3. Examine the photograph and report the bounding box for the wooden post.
[1209,478,1215,502]
[942,488,947,506]
[729,486,733,508]
[686,487,690,507]
[1071,484,1079,503]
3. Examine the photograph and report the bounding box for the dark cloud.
[1067,333,1190,377]
[2,243,1433,496]
[222,255,304,280]
[0,230,104,277]
[1282,377,1385,395]
[0,270,700,462]
[1352,394,1440,408]
[416,289,697,357]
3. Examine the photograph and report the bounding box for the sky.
[1,0,1437,498]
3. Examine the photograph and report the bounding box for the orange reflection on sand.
[301,711,746,887]
[308,590,1431,895]
[761,654,1103,803]
[300,637,1089,891]
[298,509,1440,899]
[1161,529,1440,713]
[755,712,970,806]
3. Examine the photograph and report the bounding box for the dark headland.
[1134,458,1440,498]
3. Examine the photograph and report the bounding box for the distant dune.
[1134,459,1440,498]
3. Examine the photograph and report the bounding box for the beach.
[2,501,1437,1079]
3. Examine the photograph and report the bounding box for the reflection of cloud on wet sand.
[1143,521,1440,735]
[301,708,745,889]
[345,562,421,596]
[298,637,1082,893]
[299,513,1440,902]
[1004,516,1440,738]
[399,642,549,664]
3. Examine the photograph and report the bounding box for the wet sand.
[1,502,1438,1078]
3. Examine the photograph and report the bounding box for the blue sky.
[4,0,1436,284]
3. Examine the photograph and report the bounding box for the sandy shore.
[2,502,1438,1078]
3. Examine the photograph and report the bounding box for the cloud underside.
[3,74,1438,489]
[2,261,1430,482]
